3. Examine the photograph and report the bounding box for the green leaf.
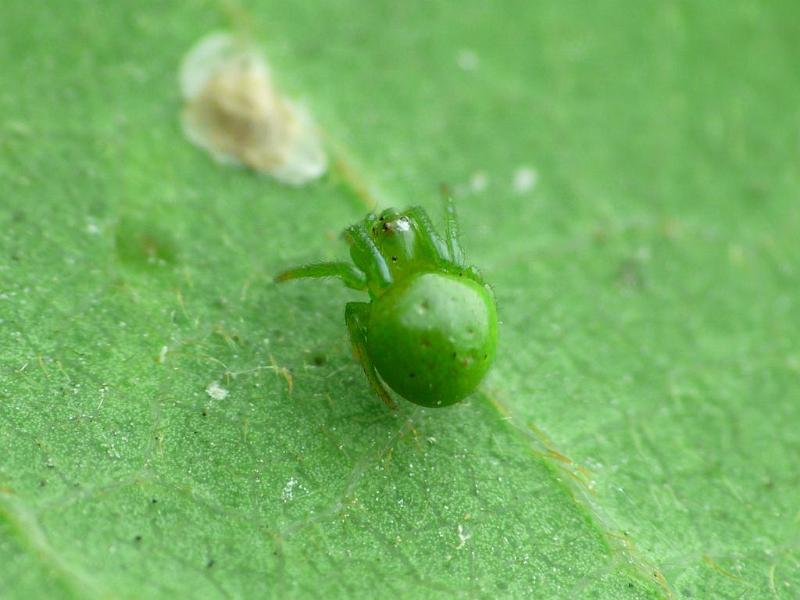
[2,1,798,598]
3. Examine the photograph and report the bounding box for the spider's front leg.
[274,261,367,290]
[402,192,466,267]
[345,222,392,294]
[442,192,465,266]
[345,302,397,409]
[403,206,449,264]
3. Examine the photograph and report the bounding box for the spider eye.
[381,218,411,234]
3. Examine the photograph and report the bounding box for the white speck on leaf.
[512,166,538,194]
[205,381,228,400]
[158,346,168,364]
[282,477,298,502]
[469,171,489,193]
[456,49,479,71]
[179,32,327,185]
[456,524,471,549]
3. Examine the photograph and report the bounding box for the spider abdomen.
[367,272,498,407]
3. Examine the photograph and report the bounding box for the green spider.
[275,196,498,408]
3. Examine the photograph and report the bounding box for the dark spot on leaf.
[115,218,178,268]
[616,258,645,290]
[311,353,326,367]
[150,498,158,504]
[134,535,142,543]
[207,559,215,568]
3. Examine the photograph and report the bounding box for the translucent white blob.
[179,32,327,185]
[205,381,229,400]
[512,166,537,194]
[469,170,489,193]
[456,49,479,71]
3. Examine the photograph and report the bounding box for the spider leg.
[275,261,367,291]
[345,302,397,409]
[403,206,450,264]
[345,221,392,291]
[441,186,465,266]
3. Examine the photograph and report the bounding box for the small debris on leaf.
[281,477,298,502]
[456,524,471,549]
[205,381,229,400]
[179,32,327,185]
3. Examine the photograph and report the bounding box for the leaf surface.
[1,1,798,598]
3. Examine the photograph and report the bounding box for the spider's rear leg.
[345,302,397,409]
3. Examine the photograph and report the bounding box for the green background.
[1,1,799,598]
